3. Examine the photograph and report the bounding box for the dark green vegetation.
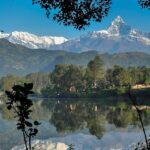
[0,55,150,98]
[5,83,41,150]
[0,72,50,94]
[42,56,150,98]
[1,39,150,76]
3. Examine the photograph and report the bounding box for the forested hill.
[0,39,150,76]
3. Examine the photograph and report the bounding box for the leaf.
[25,121,32,127]
[28,128,33,132]
[7,105,12,110]
[24,83,33,90]
[13,85,24,91]
[5,91,14,99]
[17,126,22,130]
[34,128,38,134]
[34,121,41,126]
[28,91,34,94]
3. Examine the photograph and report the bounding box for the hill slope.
[0,39,150,76]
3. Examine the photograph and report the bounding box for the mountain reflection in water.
[0,97,150,150]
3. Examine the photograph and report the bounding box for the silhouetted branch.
[5,83,41,150]
[128,89,149,150]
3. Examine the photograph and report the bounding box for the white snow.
[84,16,150,45]
[0,31,68,49]
[0,16,150,50]
[0,32,9,39]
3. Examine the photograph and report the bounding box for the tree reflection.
[50,101,105,139]
[88,121,104,139]
[40,99,150,138]
[106,102,133,128]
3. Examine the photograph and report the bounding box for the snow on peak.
[0,31,68,49]
[112,16,125,25]
[0,32,9,39]
[82,16,150,46]
[108,16,131,36]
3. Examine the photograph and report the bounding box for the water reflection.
[41,98,150,135]
[0,98,150,149]
[50,101,105,139]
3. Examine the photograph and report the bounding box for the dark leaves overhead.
[138,0,150,9]
[32,0,112,30]
[32,0,149,30]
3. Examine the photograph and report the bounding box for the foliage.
[32,0,112,30]
[51,64,85,95]
[42,58,150,98]
[1,55,150,98]
[138,0,150,9]
[5,83,41,150]
[86,55,104,89]
[68,144,75,150]
[0,72,51,95]
[25,72,51,93]
[0,75,21,91]
[33,0,149,29]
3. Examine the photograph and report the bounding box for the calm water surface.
[0,97,150,150]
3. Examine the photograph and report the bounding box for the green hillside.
[0,39,150,76]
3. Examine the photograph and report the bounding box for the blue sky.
[0,0,150,38]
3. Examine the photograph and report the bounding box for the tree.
[25,72,51,93]
[61,65,85,93]
[51,64,85,94]
[5,83,41,150]
[106,65,131,88]
[32,0,112,30]
[33,0,149,30]
[86,55,104,89]
[0,75,21,91]
[51,64,69,93]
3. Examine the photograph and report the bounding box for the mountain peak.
[108,16,131,35]
[112,16,125,25]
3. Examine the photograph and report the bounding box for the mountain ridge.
[0,31,68,49]
[0,39,150,76]
[0,16,150,54]
[50,16,150,53]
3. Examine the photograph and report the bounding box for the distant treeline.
[0,72,50,94]
[0,55,150,97]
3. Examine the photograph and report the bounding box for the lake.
[0,97,150,150]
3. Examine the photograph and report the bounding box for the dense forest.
[0,55,150,98]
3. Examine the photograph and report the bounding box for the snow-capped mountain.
[0,31,68,49]
[0,16,150,53]
[50,16,150,53]
[0,32,9,38]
